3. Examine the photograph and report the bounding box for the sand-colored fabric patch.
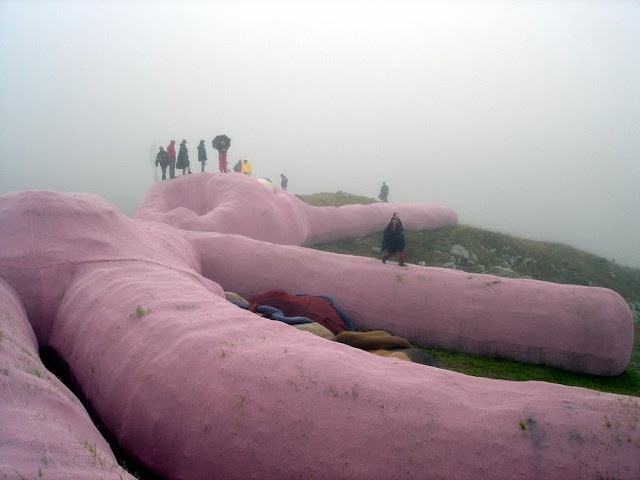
[369,349,413,362]
[294,322,336,341]
[335,330,412,350]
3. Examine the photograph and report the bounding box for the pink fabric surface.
[0,278,135,479]
[135,173,460,245]
[0,186,638,479]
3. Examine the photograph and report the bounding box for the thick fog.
[1,1,638,268]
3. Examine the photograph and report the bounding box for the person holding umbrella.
[176,139,192,175]
[212,135,230,173]
[197,139,207,172]
[381,212,407,266]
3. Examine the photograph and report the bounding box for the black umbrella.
[212,135,231,152]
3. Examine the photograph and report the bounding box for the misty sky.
[1,0,638,268]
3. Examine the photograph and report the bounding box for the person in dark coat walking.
[381,212,406,266]
[378,181,389,202]
[197,140,207,172]
[176,139,192,175]
[280,173,288,190]
[155,146,170,180]
[166,140,177,179]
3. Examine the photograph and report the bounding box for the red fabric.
[218,151,228,171]
[248,290,349,334]
[167,140,177,162]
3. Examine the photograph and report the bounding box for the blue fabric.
[228,298,250,309]
[255,305,283,316]
[270,313,313,325]
[255,304,313,325]
[294,293,356,332]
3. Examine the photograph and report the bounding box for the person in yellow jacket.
[241,159,252,176]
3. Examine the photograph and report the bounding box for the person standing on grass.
[381,212,407,266]
[378,181,389,202]
[166,140,177,179]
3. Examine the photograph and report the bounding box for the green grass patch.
[134,306,151,319]
[297,192,377,207]
[24,366,42,378]
[415,338,640,397]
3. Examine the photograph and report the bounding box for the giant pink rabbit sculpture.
[0,175,636,479]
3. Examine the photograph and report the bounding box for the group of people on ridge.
[154,138,289,192]
[155,139,254,180]
[155,140,192,179]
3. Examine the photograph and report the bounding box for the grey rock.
[488,266,519,278]
[336,191,354,198]
[451,244,473,265]
[451,244,470,260]
[503,256,519,266]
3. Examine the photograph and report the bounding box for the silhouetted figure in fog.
[280,174,288,190]
[381,212,406,266]
[197,140,207,172]
[233,159,242,173]
[176,139,192,175]
[166,140,177,179]
[155,146,169,180]
[378,181,389,202]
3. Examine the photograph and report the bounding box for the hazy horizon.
[1,1,638,268]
